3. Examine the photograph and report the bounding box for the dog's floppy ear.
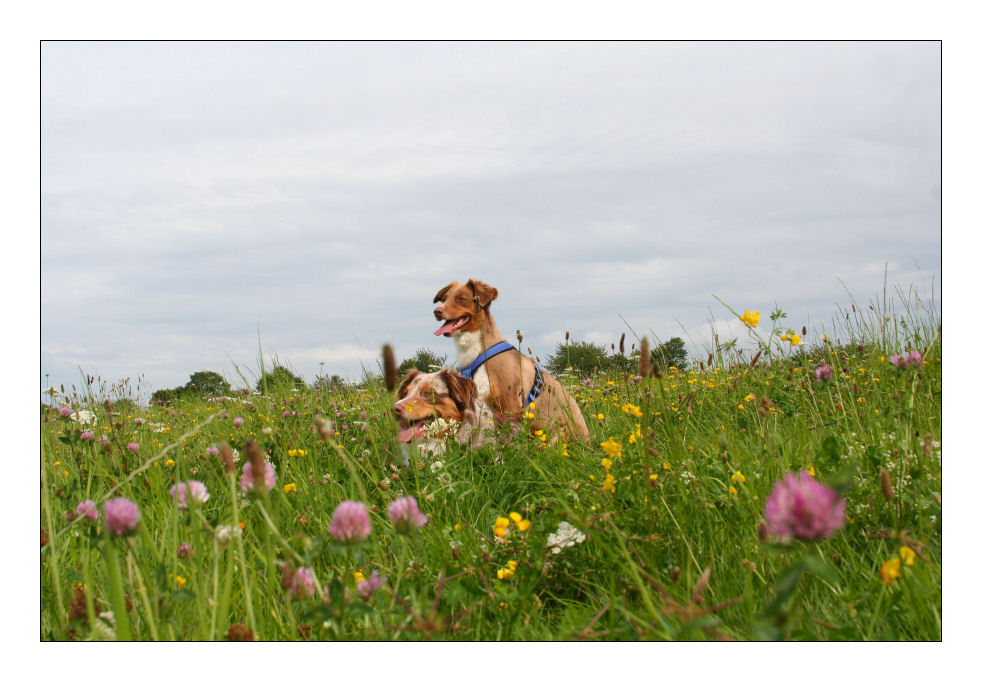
[467,279,498,309]
[397,369,421,398]
[433,283,453,304]
[440,369,476,413]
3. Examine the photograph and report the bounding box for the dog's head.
[432,279,498,337]
[393,369,478,442]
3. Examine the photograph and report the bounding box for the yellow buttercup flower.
[282,483,297,494]
[175,576,187,588]
[807,464,816,478]
[493,516,511,537]
[729,486,738,495]
[354,570,365,583]
[731,471,747,484]
[621,403,643,418]
[899,546,916,566]
[596,413,605,422]
[662,461,672,471]
[601,457,613,471]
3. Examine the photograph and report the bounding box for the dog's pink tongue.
[434,320,459,336]
[397,424,426,442]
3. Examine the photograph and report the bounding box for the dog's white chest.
[454,331,492,400]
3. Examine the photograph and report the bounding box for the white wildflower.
[546,521,586,555]
[430,460,444,473]
[214,524,242,550]
[423,417,459,439]
[69,409,98,426]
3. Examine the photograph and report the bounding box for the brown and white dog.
[393,368,494,460]
[432,279,590,440]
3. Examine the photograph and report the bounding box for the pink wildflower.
[357,570,386,599]
[104,497,142,536]
[177,542,194,559]
[206,446,219,456]
[127,442,140,453]
[906,351,923,368]
[814,364,833,381]
[170,480,211,510]
[289,567,317,599]
[890,355,906,368]
[97,435,109,445]
[239,460,276,495]
[327,501,372,545]
[75,499,98,522]
[79,430,94,441]
[763,471,845,542]
[59,407,73,417]
[388,496,428,534]
[232,417,244,426]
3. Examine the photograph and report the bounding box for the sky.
[40,40,940,400]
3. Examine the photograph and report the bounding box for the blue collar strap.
[460,341,515,379]
[459,340,544,409]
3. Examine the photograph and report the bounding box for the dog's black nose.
[434,308,444,321]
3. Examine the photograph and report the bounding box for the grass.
[40,292,941,641]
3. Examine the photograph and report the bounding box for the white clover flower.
[546,521,586,554]
[430,460,444,473]
[423,417,459,439]
[214,524,242,550]
[437,472,453,487]
[69,409,98,426]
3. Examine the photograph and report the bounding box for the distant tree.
[256,365,305,392]
[545,341,611,375]
[312,374,346,389]
[151,387,185,405]
[651,337,688,372]
[398,348,447,375]
[184,371,231,397]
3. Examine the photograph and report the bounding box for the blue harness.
[459,341,544,409]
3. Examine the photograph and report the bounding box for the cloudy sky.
[40,41,940,398]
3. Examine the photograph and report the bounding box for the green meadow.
[40,290,940,641]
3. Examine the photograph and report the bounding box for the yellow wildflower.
[807,464,816,477]
[175,576,187,588]
[354,570,365,583]
[602,473,616,493]
[728,486,738,495]
[283,483,297,494]
[493,517,510,538]
[731,471,747,484]
[621,403,643,418]
[649,474,658,484]
[165,459,176,467]
[880,557,902,585]
[738,310,761,328]
[899,546,916,566]
[497,560,519,580]
[662,461,671,471]
[601,457,613,471]
[744,394,756,402]
[600,438,623,458]
[597,413,605,422]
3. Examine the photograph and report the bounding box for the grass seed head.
[245,440,266,493]
[382,344,398,391]
[640,337,651,377]
[880,469,894,501]
[218,443,235,476]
